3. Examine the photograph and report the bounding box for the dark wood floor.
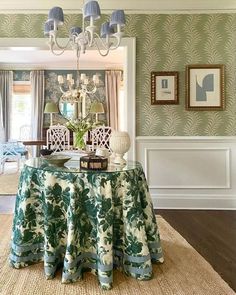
[156,209,236,292]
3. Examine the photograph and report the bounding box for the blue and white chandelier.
[44,0,126,58]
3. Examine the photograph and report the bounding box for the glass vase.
[73,131,86,150]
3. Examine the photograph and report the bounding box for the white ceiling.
[1,0,236,13]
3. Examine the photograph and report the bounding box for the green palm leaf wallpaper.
[0,13,236,136]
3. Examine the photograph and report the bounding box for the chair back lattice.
[90,126,113,152]
[46,125,70,152]
[0,142,27,173]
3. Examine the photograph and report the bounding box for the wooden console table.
[22,140,46,157]
[22,140,46,146]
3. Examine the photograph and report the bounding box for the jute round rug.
[0,173,19,195]
[0,162,20,195]
[0,215,234,295]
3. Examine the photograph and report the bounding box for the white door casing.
[0,37,136,160]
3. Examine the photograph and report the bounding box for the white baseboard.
[152,194,236,210]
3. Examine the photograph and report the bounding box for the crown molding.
[1,0,236,14]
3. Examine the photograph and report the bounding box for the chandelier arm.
[84,89,97,94]
[48,33,71,55]
[88,85,97,94]
[85,28,95,48]
[51,48,67,56]
[93,39,110,57]
[70,38,81,59]
[53,34,71,51]
[93,32,110,49]
[91,35,121,57]
[59,86,67,94]
[108,35,122,51]
[93,32,122,50]
[80,82,97,94]
[49,41,68,56]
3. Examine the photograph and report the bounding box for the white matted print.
[151,71,178,105]
[186,64,225,111]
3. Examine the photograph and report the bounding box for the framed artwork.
[151,71,179,105]
[186,64,225,111]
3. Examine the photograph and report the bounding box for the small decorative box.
[80,155,108,170]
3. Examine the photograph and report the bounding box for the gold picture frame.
[151,71,179,105]
[186,64,225,111]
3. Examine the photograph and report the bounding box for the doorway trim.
[0,37,136,160]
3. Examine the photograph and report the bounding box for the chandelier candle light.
[57,72,100,119]
[44,1,126,58]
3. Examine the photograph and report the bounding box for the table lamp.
[90,102,104,123]
[44,102,59,126]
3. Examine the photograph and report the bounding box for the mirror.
[0,37,136,160]
[59,100,75,120]
[59,97,89,121]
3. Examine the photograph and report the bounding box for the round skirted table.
[10,158,164,290]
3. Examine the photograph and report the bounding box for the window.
[10,82,31,140]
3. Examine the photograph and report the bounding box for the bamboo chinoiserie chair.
[46,125,70,152]
[90,126,113,152]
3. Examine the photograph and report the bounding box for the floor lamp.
[44,102,59,126]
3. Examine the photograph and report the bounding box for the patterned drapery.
[105,70,122,130]
[0,70,13,142]
[30,70,45,140]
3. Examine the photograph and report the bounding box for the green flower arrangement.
[65,116,97,150]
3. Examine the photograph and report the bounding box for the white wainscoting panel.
[136,136,236,209]
[145,148,230,189]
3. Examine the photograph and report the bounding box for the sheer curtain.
[105,70,122,130]
[0,70,13,142]
[30,70,45,140]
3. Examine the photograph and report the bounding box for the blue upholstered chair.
[0,141,28,173]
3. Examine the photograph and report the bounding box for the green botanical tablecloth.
[10,159,164,289]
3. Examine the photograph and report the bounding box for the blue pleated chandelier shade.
[44,20,54,37]
[48,6,64,25]
[110,10,126,27]
[100,22,114,38]
[83,0,101,21]
[70,27,83,36]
